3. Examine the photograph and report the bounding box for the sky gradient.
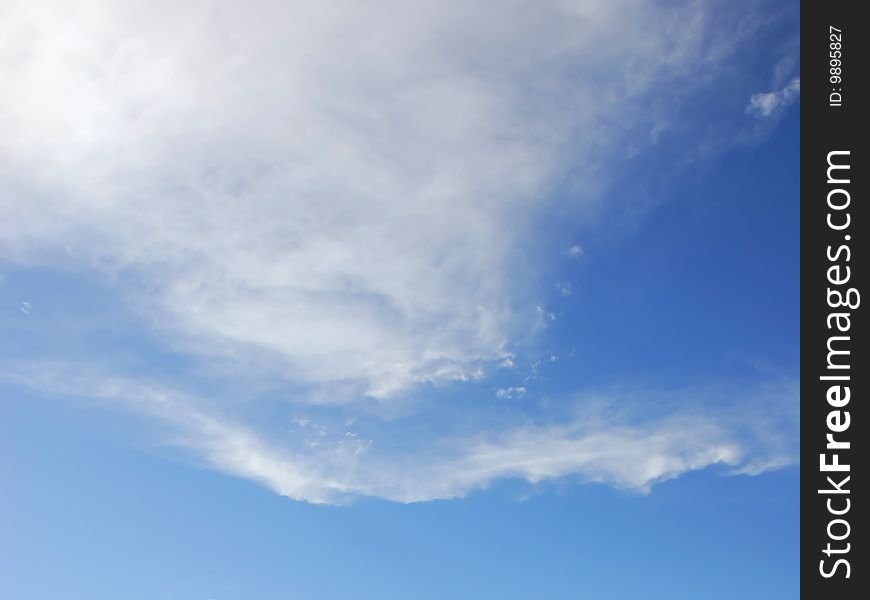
[2,0,799,597]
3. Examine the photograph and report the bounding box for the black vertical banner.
[802,1,867,596]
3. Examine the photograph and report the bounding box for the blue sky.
[2,1,798,598]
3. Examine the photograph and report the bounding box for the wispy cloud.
[3,365,798,504]
[495,386,527,399]
[0,1,798,504]
[746,77,800,118]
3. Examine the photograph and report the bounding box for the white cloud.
[495,386,527,399]
[2,0,746,401]
[746,77,800,118]
[0,1,799,504]
[2,365,797,504]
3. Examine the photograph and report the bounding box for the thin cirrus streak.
[3,365,798,504]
